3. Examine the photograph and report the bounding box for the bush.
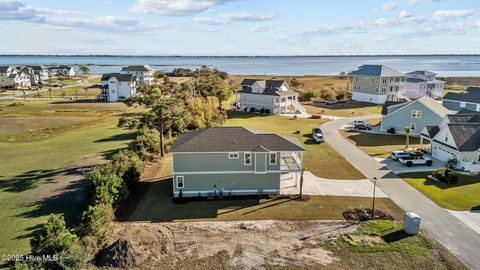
[387,127,396,134]
[259,108,265,114]
[57,244,89,270]
[299,90,316,101]
[31,214,77,256]
[10,261,31,270]
[311,114,322,119]
[85,166,129,205]
[128,128,161,161]
[264,109,271,114]
[79,204,114,249]
[112,150,145,188]
[433,168,459,184]
[244,107,248,112]
[446,158,458,170]
[249,107,256,113]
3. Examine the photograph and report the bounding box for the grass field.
[341,130,421,158]
[401,172,480,211]
[323,220,467,270]
[305,101,382,117]
[225,111,365,180]
[27,87,101,99]
[231,75,348,91]
[0,100,138,255]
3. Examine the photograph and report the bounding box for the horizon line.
[1,54,479,57]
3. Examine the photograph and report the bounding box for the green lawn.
[342,130,421,158]
[401,172,480,211]
[27,87,101,99]
[323,220,467,269]
[305,101,382,117]
[225,111,365,180]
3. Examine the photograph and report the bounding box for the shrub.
[446,158,458,170]
[311,114,322,119]
[30,214,79,269]
[128,128,161,161]
[265,109,271,114]
[57,244,89,270]
[10,261,31,270]
[387,127,396,134]
[79,204,114,248]
[112,150,145,188]
[244,107,248,112]
[259,108,265,114]
[249,107,256,113]
[433,168,459,184]
[299,90,316,101]
[85,166,129,205]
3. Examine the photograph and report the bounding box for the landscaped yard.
[0,100,139,255]
[400,172,480,211]
[27,86,101,99]
[225,111,366,180]
[341,130,421,158]
[305,101,382,117]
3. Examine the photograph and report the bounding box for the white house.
[0,66,31,88]
[350,65,407,104]
[18,66,40,86]
[101,73,137,102]
[420,110,480,173]
[121,65,155,84]
[405,71,444,100]
[49,65,76,77]
[234,79,306,115]
[29,65,49,82]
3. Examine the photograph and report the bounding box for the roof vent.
[233,140,237,143]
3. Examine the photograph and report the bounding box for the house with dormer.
[405,70,444,100]
[121,65,155,84]
[101,73,137,102]
[234,79,306,115]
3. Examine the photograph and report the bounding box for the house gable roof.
[350,65,405,77]
[447,124,480,151]
[101,73,136,82]
[121,65,154,72]
[382,101,408,115]
[172,127,305,153]
[0,66,13,73]
[406,70,437,76]
[238,79,295,96]
[443,87,480,104]
[384,96,450,118]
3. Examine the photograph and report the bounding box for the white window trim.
[176,176,184,189]
[228,152,239,159]
[410,123,416,131]
[244,152,252,165]
[460,102,466,108]
[269,153,277,165]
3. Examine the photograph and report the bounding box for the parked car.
[398,156,433,167]
[353,120,371,126]
[326,99,338,105]
[313,133,325,143]
[312,127,323,135]
[354,123,372,130]
[390,151,423,160]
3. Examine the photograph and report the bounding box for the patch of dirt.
[104,220,357,269]
[343,208,394,222]
[344,234,386,246]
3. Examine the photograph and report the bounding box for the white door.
[432,146,455,162]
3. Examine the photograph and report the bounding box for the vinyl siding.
[381,101,443,135]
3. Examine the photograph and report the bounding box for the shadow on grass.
[401,172,480,190]
[471,205,480,211]
[343,130,420,147]
[0,169,60,193]
[310,101,379,111]
[382,230,413,243]
[227,111,270,119]
[94,132,136,143]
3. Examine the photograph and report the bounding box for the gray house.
[350,65,407,104]
[171,127,305,198]
[442,87,480,112]
[381,96,451,135]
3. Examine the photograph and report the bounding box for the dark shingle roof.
[121,65,154,72]
[29,65,46,71]
[238,79,296,96]
[0,66,12,73]
[448,124,480,151]
[424,126,440,138]
[350,65,405,77]
[172,127,305,153]
[381,101,407,115]
[406,70,437,76]
[101,73,136,82]
[406,78,427,83]
[447,113,480,124]
[443,87,480,104]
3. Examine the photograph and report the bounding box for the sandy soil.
[111,220,358,269]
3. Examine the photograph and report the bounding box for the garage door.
[432,146,455,162]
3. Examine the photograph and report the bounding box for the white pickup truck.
[398,156,433,167]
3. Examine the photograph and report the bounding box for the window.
[228,152,239,159]
[382,78,387,84]
[460,102,466,108]
[176,176,184,189]
[411,110,422,118]
[375,87,379,93]
[244,153,252,165]
[372,78,375,83]
[269,153,277,165]
[445,135,448,142]
[381,88,386,93]
[355,77,359,81]
[410,123,416,131]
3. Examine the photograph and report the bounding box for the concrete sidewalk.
[281,171,388,197]
[322,115,480,270]
[449,210,480,235]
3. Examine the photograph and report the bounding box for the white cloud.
[375,18,394,27]
[432,9,474,21]
[409,0,442,6]
[129,0,232,16]
[251,24,271,32]
[194,12,275,25]
[375,14,425,27]
[302,21,368,36]
[399,10,412,19]
[474,20,480,28]
[381,1,397,11]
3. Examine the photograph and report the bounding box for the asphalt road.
[322,115,480,270]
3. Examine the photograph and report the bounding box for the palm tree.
[84,88,88,99]
[75,88,78,100]
[48,88,52,100]
[404,126,412,149]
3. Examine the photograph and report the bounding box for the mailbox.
[403,212,421,235]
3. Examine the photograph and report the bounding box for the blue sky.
[0,0,479,55]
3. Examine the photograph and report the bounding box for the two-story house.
[0,66,31,88]
[442,87,480,112]
[121,65,155,84]
[100,73,137,102]
[235,79,306,115]
[29,65,49,82]
[172,127,305,198]
[350,65,407,104]
[405,70,444,100]
[48,65,76,77]
[381,96,451,135]
[18,66,40,86]
[420,109,480,173]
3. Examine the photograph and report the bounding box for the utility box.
[403,212,421,235]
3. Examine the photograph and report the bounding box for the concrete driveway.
[375,156,445,174]
[449,210,480,235]
[280,171,387,197]
[322,115,480,270]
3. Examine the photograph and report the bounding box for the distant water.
[0,55,479,76]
